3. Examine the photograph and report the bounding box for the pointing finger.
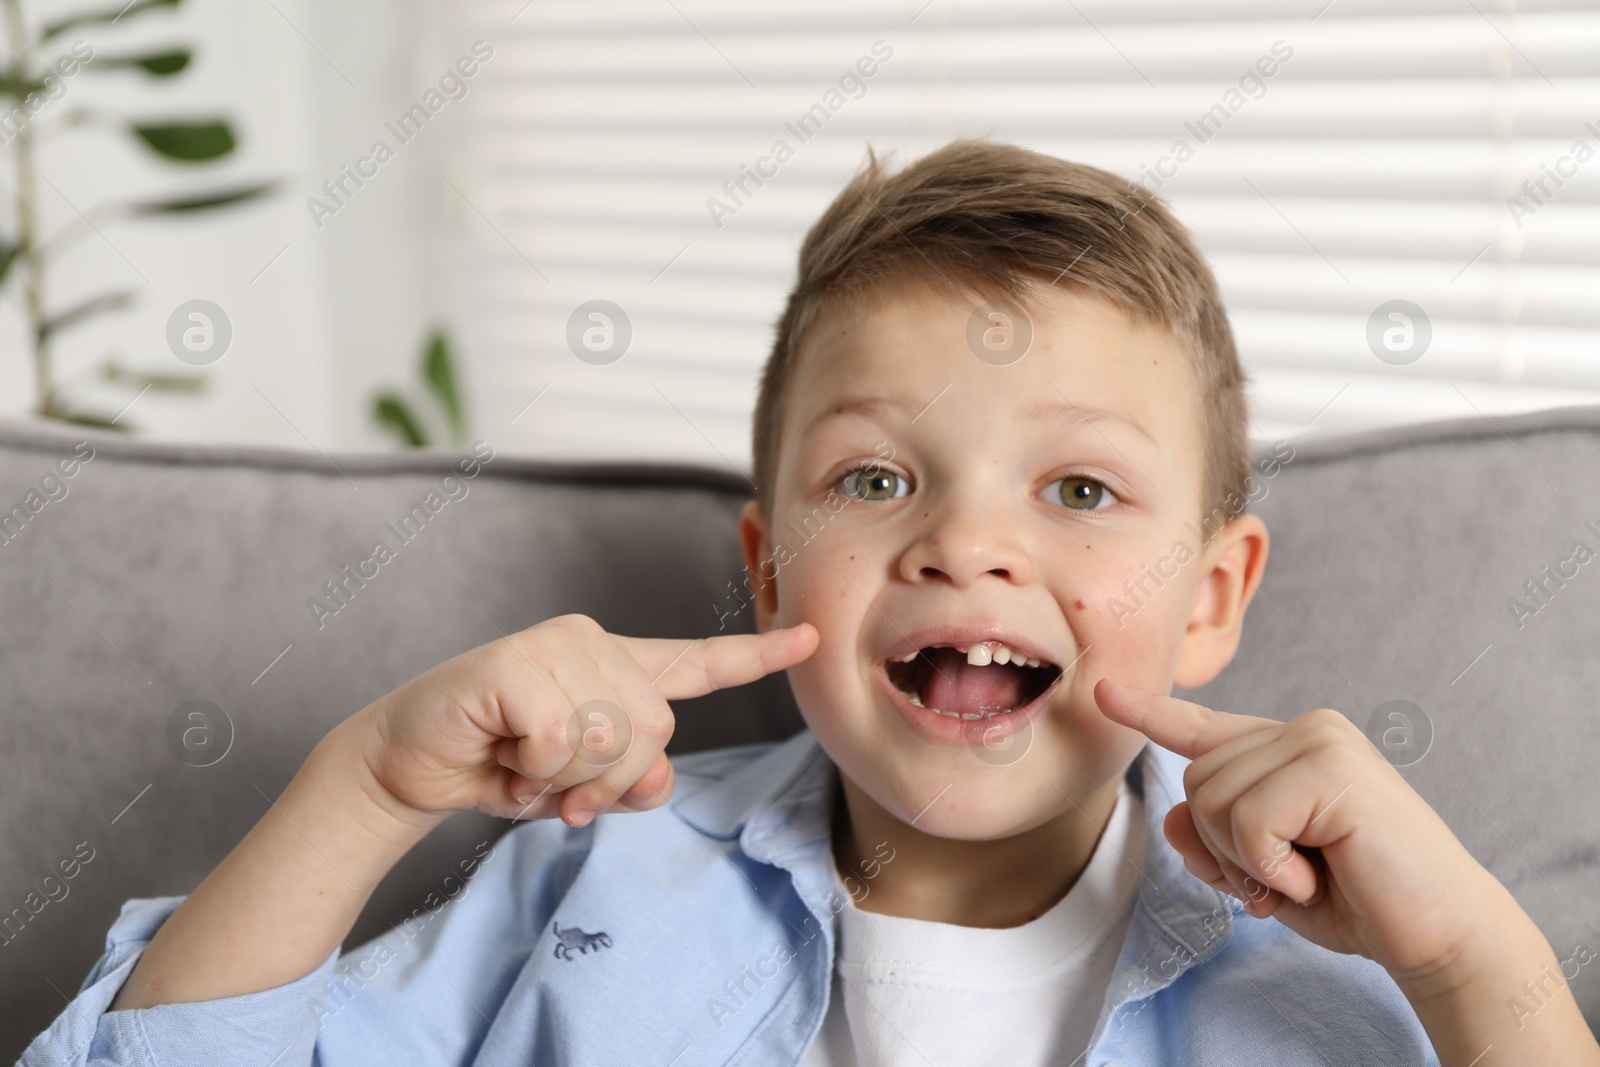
[1094,678,1276,760]
[619,623,819,701]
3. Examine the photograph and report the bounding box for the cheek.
[1059,551,1196,699]
[768,530,885,710]
[769,536,868,650]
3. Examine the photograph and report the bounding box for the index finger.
[1094,678,1277,759]
[618,623,819,701]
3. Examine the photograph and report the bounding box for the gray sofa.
[1,406,1597,1058]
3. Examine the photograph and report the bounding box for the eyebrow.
[807,394,1157,446]
[804,396,906,432]
[1028,395,1157,446]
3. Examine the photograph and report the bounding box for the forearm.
[110,710,447,1010]
[1399,885,1600,1067]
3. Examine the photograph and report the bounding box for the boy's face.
[740,279,1267,840]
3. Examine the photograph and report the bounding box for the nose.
[896,489,1033,587]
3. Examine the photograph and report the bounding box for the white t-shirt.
[800,781,1146,1067]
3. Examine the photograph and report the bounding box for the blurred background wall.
[4,0,1599,465]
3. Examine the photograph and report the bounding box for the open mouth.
[884,641,1064,721]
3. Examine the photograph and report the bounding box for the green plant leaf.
[131,120,235,161]
[422,331,465,441]
[43,0,180,41]
[50,409,131,432]
[0,241,19,286]
[128,181,277,215]
[39,290,135,341]
[92,50,193,76]
[2,75,70,97]
[100,359,206,393]
[373,394,428,449]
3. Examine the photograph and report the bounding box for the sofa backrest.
[1,404,1596,1054]
[1183,404,1600,1037]
[0,422,798,1058]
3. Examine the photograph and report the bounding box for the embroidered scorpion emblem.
[552,921,613,961]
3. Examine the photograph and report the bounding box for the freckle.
[1075,599,1085,610]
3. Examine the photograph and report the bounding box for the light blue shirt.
[22,730,1439,1066]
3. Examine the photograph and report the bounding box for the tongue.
[919,647,1030,716]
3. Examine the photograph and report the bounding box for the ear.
[738,500,782,632]
[1172,512,1270,689]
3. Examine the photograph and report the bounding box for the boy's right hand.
[349,615,818,830]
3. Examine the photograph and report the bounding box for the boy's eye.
[1044,475,1117,511]
[840,467,910,501]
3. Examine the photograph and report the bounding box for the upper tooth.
[906,642,1047,668]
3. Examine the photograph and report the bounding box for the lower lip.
[873,663,1059,748]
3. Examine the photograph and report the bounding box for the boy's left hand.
[1092,678,1508,985]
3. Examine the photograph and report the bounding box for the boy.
[23,140,1599,1066]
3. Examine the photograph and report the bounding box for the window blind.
[445,0,1600,470]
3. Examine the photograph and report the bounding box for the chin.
[826,737,1076,841]
[893,796,1065,842]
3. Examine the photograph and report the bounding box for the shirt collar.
[1116,740,1239,979]
[671,730,833,846]
[670,729,1236,975]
